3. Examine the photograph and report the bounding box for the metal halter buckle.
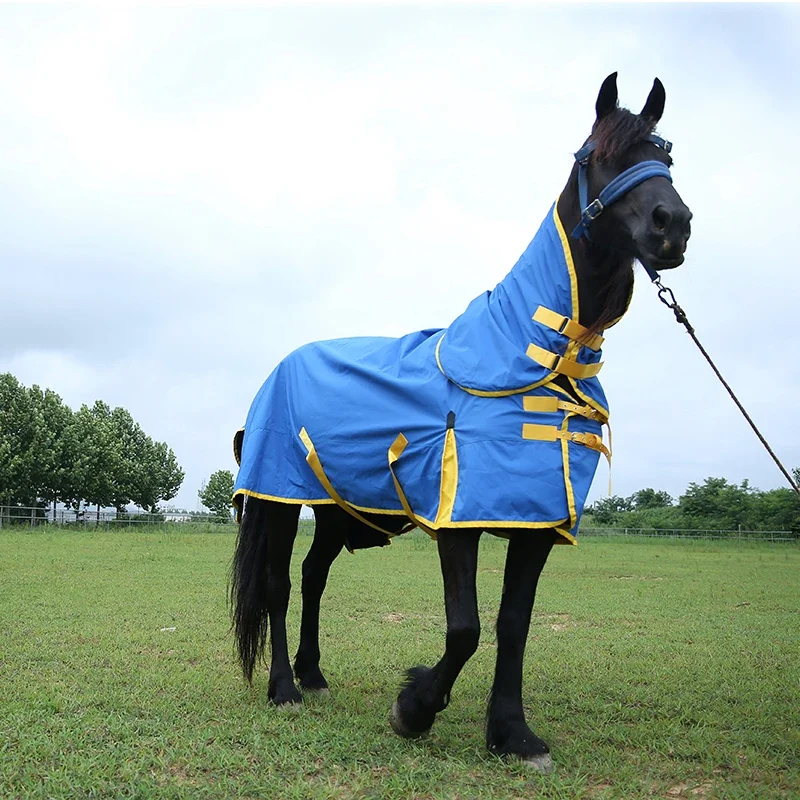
[584,199,604,220]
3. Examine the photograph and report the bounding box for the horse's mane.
[591,107,658,164]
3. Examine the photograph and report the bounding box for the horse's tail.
[230,495,271,683]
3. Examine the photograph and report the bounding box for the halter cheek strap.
[571,134,673,246]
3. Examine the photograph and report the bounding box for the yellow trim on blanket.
[435,333,554,397]
[233,428,245,467]
[553,201,579,323]
[234,488,336,506]
[568,378,610,420]
[388,434,437,538]
[299,427,396,539]
[561,414,578,530]
[554,526,579,546]
[526,343,604,379]
[435,427,458,527]
[532,306,604,352]
[233,481,577,545]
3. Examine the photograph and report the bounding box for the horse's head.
[569,72,692,274]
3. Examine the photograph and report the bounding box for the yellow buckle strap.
[523,395,608,424]
[533,306,604,352]
[522,423,610,459]
[526,343,603,379]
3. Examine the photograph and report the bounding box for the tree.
[198,470,235,521]
[68,401,123,523]
[679,477,754,529]
[1,373,185,522]
[25,385,73,514]
[587,495,633,525]
[629,488,673,510]
[136,439,184,512]
[0,374,30,507]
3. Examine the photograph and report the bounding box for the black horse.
[230,73,692,772]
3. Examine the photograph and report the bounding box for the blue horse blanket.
[233,204,615,546]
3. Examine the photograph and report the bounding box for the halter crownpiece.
[571,133,673,243]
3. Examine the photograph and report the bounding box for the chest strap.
[523,395,608,424]
[522,423,610,458]
[526,343,603,379]
[533,306,604,352]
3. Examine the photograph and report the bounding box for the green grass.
[1,527,798,799]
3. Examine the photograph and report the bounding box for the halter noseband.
[570,134,673,243]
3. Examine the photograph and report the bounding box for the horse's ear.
[641,78,665,123]
[595,72,618,120]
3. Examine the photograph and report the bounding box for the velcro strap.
[526,343,603,379]
[533,306,604,351]
[522,423,610,457]
[523,395,608,423]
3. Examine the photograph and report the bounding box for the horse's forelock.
[591,108,656,164]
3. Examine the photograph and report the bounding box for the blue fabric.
[234,204,615,544]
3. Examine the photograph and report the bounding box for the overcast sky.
[2,4,798,512]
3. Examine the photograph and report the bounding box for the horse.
[229,72,692,772]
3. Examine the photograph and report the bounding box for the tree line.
[0,373,184,520]
[585,474,800,533]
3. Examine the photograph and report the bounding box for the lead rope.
[650,276,800,497]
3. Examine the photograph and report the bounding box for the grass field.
[1,527,798,799]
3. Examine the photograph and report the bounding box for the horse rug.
[233,203,617,548]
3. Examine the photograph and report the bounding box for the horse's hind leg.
[263,501,303,705]
[390,529,481,738]
[486,530,556,772]
[293,506,346,693]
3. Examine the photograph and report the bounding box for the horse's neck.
[556,191,634,331]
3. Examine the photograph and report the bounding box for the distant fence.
[0,505,234,528]
[1,507,797,542]
[579,526,798,543]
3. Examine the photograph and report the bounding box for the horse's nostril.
[652,206,671,232]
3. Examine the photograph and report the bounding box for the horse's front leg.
[390,529,481,738]
[486,530,557,773]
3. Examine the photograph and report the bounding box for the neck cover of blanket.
[233,203,619,548]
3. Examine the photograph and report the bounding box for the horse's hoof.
[519,753,554,774]
[270,697,303,714]
[302,687,330,698]
[389,702,428,739]
[273,700,303,713]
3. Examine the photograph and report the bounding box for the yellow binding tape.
[299,427,397,538]
[435,427,459,527]
[233,428,245,467]
[523,395,608,424]
[526,343,603,379]
[388,434,437,538]
[522,422,610,459]
[533,306,604,352]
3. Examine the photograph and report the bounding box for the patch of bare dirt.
[663,780,715,798]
